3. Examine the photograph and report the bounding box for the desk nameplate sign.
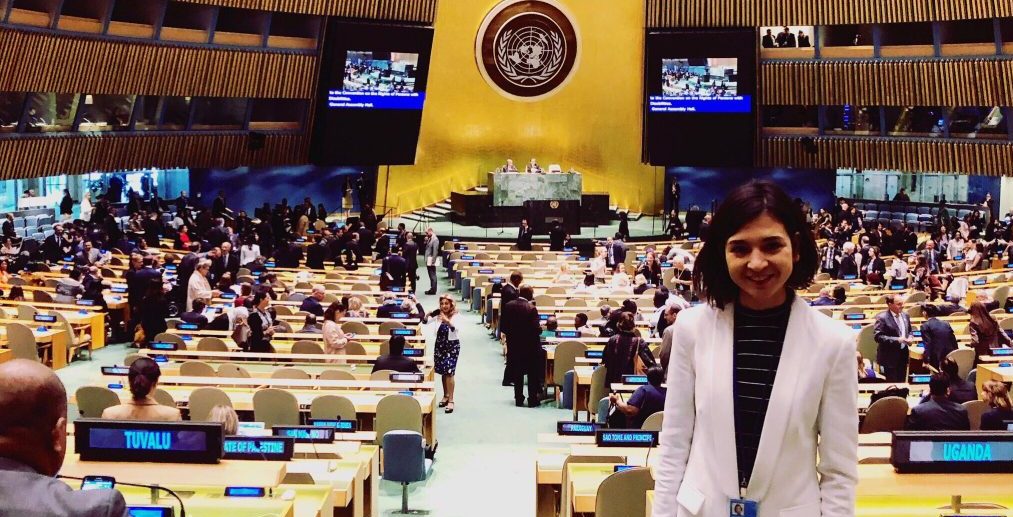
[272,425,335,443]
[75,419,223,464]
[891,431,1013,473]
[557,421,599,436]
[222,436,294,461]
[595,429,658,447]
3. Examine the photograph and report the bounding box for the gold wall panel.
[174,0,437,22]
[0,133,308,180]
[761,59,1007,106]
[377,0,660,215]
[0,27,316,98]
[648,0,1001,27]
[761,136,1013,176]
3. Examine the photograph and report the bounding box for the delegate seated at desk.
[504,159,519,172]
[372,336,421,374]
[0,359,129,517]
[102,358,182,422]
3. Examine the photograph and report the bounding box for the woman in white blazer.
[652,181,858,517]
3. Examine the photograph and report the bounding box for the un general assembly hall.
[4,0,1013,516]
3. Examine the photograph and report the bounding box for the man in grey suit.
[423,227,440,295]
[0,359,128,517]
[874,294,913,382]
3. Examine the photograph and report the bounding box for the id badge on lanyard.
[731,484,758,517]
[729,499,758,517]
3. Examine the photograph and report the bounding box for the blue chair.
[382,430,432,515]
[560,370,574,410]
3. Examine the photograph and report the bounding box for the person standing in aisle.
[424,227,440,295]
[425,295,460,414]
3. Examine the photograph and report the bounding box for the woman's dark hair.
[583,274,595,287]
[323,301,347,321]
[621,299,638,315]
[653,290,668,308]
[389,335,406,356]
[617,311,635,332]
[251,292,268,307]
[128,357,161,401]
[692,180,819,309]
[832,285,846,305]
[646,366,665,387]
[7,286,24,300]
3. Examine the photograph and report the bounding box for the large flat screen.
[311,21,434,166]
[643,29,756,167]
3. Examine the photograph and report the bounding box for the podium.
[488,172,582,207]
[524,200,581,234]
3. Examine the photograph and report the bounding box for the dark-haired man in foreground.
[0,359,128,516]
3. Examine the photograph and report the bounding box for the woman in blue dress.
[426,295,461,414]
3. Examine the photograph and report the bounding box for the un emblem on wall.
[476,0,580,101]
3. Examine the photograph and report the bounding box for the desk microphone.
[59,475,187,517]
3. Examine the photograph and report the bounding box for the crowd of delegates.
[1,183,447,348]
[814,197,1008,297]
[498,257,688,412]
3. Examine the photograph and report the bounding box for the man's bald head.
[0,359,68,476]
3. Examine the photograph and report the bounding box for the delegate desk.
[976,362,1013,396]
[74,385,438,444]
[138,349,432,373]
[60,438,378,517]
[0,322,70,369]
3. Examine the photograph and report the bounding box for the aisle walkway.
[375,274,562,516]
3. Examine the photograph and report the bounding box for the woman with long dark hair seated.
[101,357,181,421]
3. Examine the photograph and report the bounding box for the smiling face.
[725,212,798,310]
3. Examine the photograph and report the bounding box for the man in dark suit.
[374,230,392,260]
[180,299,210,329]
[820,239,841,279]
[548,221,566,252]
[175,242,201,306]
[874,294,913,382]
[517,219,534,251]
[501,285,543,407]
[305,235,328,270]
[205,218,229,249]
[1,214,15,239]
[906,372,971,431]
[212,191,227,217]
[212,241,240,283]
[372,336,421,374]
[607,233,628,272]
[0,360,128,516]
[698,214,712,242]
[919,304,958,370]
[379,251,407,290]
[497,270,523,342]
[299,286,325,317]
[797,30,811,47]
[402,233,420,293]
[43,225,73,263]
[922,240,942,274]
[761,28,775,49]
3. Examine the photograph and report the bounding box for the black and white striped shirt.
[733,294,792,490]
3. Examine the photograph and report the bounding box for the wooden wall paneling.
[0,133,308,179]
[0,27,316,97]
[173,0,438,23]
[648,0,1000,27]
[759,136,1013,176]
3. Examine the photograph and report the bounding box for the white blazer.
[652,296,858,517]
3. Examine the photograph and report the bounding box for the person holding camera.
[425,295,460,414]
